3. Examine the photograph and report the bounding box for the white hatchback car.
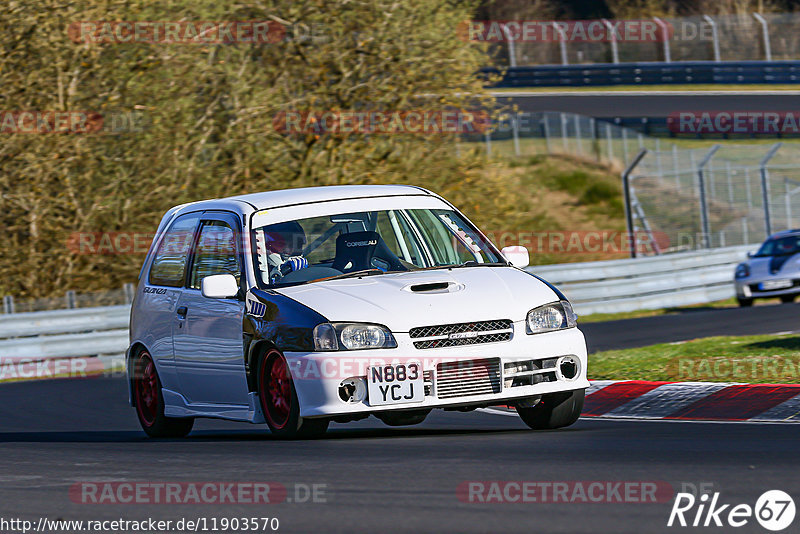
[127,185,588,438]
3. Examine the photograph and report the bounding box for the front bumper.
[735,277,800,299]
[284,324,589,418]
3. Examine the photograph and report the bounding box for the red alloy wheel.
[135,353,159,427]
[260,351,292,429]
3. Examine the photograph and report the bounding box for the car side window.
[189,221,241,290]
[148,213,200,287]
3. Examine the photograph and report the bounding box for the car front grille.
[436,358,502,399]
[409,320,513,350]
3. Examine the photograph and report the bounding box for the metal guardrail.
[0,330,128,361]
[529,244,754,315]
[0,246,755,361]
[0,305,129,338]
[485,60,800,87]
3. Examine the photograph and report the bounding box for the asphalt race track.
[1,307,799,533]
[0,374,798,533]
[581,301,800,353]
[496,91,800,118]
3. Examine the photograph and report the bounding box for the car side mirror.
[201,274,239,299]
[747,251,754,258]
[501,246,530,269]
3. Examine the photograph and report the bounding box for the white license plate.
[760,279,793,290]
[367,362,424,406]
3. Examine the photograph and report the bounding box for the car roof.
[769,229,800,239]
[172,185,436,216]
[228,184,432,210]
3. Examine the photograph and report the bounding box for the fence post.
[655,138,662,183]
[783,178,792,228]
[745,167,753,209]
[574,114,583,155]
[484,129,492,158]
[703,15,721,62]
[66,290,77,309]
[622,128,629,163]
[560,113,568,153]
[653,17,672,62]
[752,13,772,62]
[697,145,720,249]
[511,114,520,156]
[672,144,680,190]
[726,162,734,206]
[553,22,568,65]
[760,142,783,236]
[602,19,620,63]
[622,148,649,258]
[541,115,551,154]
[605,123,613,162]
[124,283,135,304]
[500,24,517,68]
[3,295,14,315]
[742,217,749,244]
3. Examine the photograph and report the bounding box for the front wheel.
[258,350,329,439]
[780,294,796,304]
[737,297,753,307]
[133,351,194,438]
[517,389,584,430]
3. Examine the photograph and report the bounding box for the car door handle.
[177,306,188,318]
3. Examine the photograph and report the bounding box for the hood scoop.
[405,281,463,294]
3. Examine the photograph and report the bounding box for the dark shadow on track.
[0,424,594,443]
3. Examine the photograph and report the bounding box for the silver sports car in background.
[735,230,800,307]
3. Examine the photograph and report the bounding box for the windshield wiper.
[314,268,386,282]
[452,261,509,268]
[413,261,508,271]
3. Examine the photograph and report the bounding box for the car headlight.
[735,263,750,279]
[313,323,397,351]
[526,301,577,335]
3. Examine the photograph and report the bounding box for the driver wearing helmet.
[262,221,309,283]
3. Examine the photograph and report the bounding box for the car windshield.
[251,208,504,287]
[754,235,800,257]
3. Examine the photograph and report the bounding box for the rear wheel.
[780,294,796,304]
[737,297,753,307]
[258,349,329,439]
[517,389,584,430]
[133,351,194,438]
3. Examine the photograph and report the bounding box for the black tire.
[376,409,431,426]
[132,351,194,438]
[780,294,796,304]
[517,389,584,430]
[258,349,329,439]
[737,297,753,307]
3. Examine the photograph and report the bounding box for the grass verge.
[589,333,800,384]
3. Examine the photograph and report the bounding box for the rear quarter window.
[148,213,200,287]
